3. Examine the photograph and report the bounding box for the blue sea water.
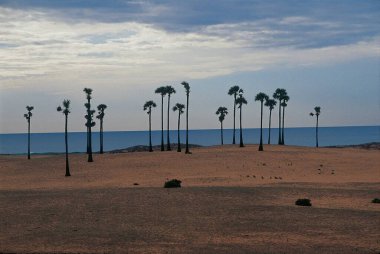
[0,126,379,154]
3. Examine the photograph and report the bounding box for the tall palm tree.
[273,88,287,145]
[264,98,277,144]
[228,85,240,144]
[181,81,191,154]
[255,92,269,151]
[84,88,95,162]
[310,106,321,147]
[144,100,157,152]
[281,95,289,145]
[23,105,34,160]
[216,106,228,145]
[155,86,167,151]
[165,86,176,151]
[57,100,71,176]
[235,89,247,147]
[96,104,107,154]
[173,103,185,152]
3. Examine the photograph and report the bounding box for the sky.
[0,0,379,133]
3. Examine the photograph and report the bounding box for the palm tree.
[310,106,321,147]
[273,88,288,145]
[235,89,247,147]
[216,107,228,145]
[228,85,240,144]
[155,86,167,151]
[255,93,269,151]
[23,106,34,160]
[144,100,157,152]
[281,95,289,145]
[173,103,185,152]
[264,98,277,144]
[165,86,176,151]
[96,104,107,154]
[84,88,95,162]
[181,81,191,154]
[57,100,71,176]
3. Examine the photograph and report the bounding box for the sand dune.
[1,145,379,253]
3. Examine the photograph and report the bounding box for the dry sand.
[1,145,379,253]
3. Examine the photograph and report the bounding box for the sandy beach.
[1,145,379,253]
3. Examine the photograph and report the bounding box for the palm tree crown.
[144,100,157,112]
[96,104,107,120]
[228,86,240,96]
[155,86,167,96]
[181,81,190,95]
[173,103,185,114]
[216,106,228,122]
[57,100,70,115]
[166,86,176,96]
[24,106,34,121]
[255,92,269,103]
[264,98,277,110]
[235,91,247,107]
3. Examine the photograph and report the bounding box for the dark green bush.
[372,198,380,204]
[164,179,182,188]
[295,198,312,206]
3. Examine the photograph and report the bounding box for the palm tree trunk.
[278,100,281,145]
[161,96,164,151]
[259,101,264,151]
[88,122,93,162]
[239,106,244,147]
[65,114,70,176]
[177,112,181,152]
[281,106,285,145]
[149,111,153,152]
[185,93,190,154]
[100,119,104,154]
[233,94,236,144]
[221,121,223,145]
[316,115,319,148]
[27,120,30,160]
[167,95,171,151]
[86,98,90,154]
[268,109,272,144]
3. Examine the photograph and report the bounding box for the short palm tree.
[255,92,269,151]
[155,86,167,151]
[96,104,107,154]
[173,103,185,152]
[181,81,191,154]
[281,95,289,145]
[84,88,95,162]
[273,88,288,145]
[228,85,240,144]
[310,106,321,147]
[216,107,228,145]
[144,100,157,152]
[165,86,176,151]
[23,105,34,160]
[57,100,71,176]
[235,89,247,147]
[264,98,277,144]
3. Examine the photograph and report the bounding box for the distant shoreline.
[1,142,379,156]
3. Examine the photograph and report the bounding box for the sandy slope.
[0,145,379,253]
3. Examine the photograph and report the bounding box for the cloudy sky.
[0,0,379,133]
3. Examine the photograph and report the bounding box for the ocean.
[0,126,379,155]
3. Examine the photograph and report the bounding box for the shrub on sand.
[164,179,182,188]
[372,198,380,204]
[295,199,312,206]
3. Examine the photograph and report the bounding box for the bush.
[372,198,380,204]
[164,179,182,188]
[295,198,312,207]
